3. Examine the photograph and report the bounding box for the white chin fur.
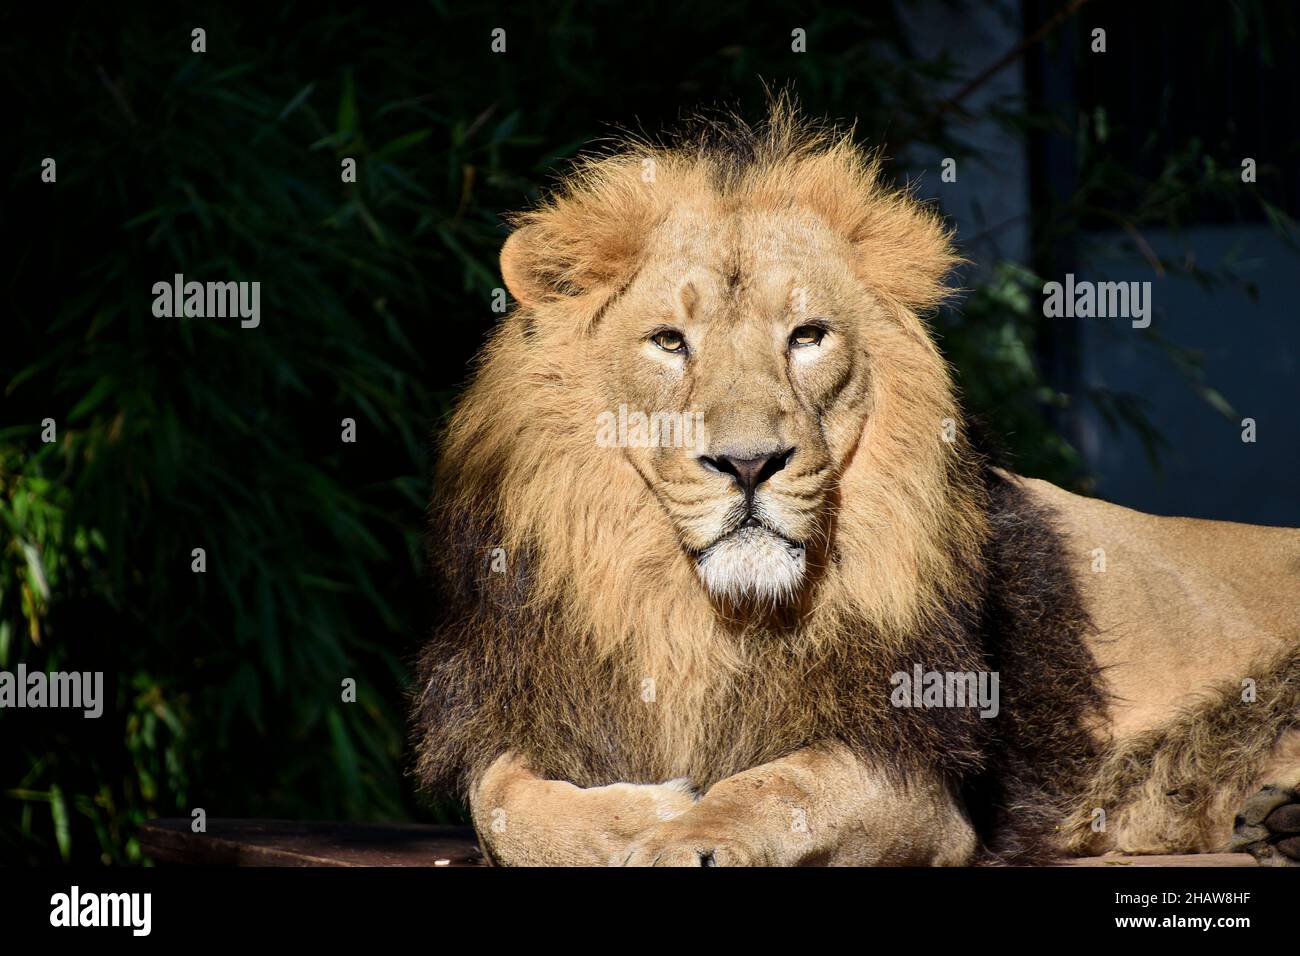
[695,528,805,602]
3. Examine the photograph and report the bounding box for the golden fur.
[416,96,993,789]
[413,98,1300,865]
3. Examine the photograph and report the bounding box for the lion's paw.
[1230,784,1300,866]
[613,818,766,867]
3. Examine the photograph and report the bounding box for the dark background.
[2,0,1297,863]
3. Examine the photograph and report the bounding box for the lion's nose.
[700,448,795,496]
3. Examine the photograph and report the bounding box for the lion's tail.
[1060,639,1300,857]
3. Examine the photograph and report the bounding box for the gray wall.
[1077,225,1300,527]
[900,2,1298,527]
[900,0,1030,273]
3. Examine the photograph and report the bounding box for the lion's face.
[476,106,976,633]
[598,208,874,602]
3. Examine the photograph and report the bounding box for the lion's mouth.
[693,522,807,602]
[724,521,799,548]
[708,509,801,550]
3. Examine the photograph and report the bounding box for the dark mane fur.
[411,453,1109,864]
[965,470,1109,863]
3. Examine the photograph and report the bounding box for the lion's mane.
[411,99,1107,862]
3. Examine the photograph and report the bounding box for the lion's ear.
[498,219,634,311]
[499,159,659,314]
[845,201,960,315]
[781,150,960,314]
[499,224,552,309]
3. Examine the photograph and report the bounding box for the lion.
[412,99,1300,866]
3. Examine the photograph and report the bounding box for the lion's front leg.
[468,753,697,866]
[617,745,976,867]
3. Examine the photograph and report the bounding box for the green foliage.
[1,2,1291,863]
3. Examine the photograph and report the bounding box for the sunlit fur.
[411,97,1300,865]
[414,95,996,803]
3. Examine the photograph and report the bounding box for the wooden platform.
[1056,852,1255,867]
[139,819,1258,867]
[140,819,485,867]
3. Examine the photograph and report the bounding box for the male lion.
[412,102,1300,866]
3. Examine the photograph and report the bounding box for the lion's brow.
[692,255,742,294]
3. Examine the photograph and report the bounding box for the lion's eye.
[651,329,688,354]
[789,325,826,348]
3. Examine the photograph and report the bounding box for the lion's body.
[413,100,1300,865]
[1020,476,1300,856]
[1023,477,1300,743]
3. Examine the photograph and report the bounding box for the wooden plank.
[140,819,1259,867]
[139,819,484,867]
[1056,852,1257,867]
